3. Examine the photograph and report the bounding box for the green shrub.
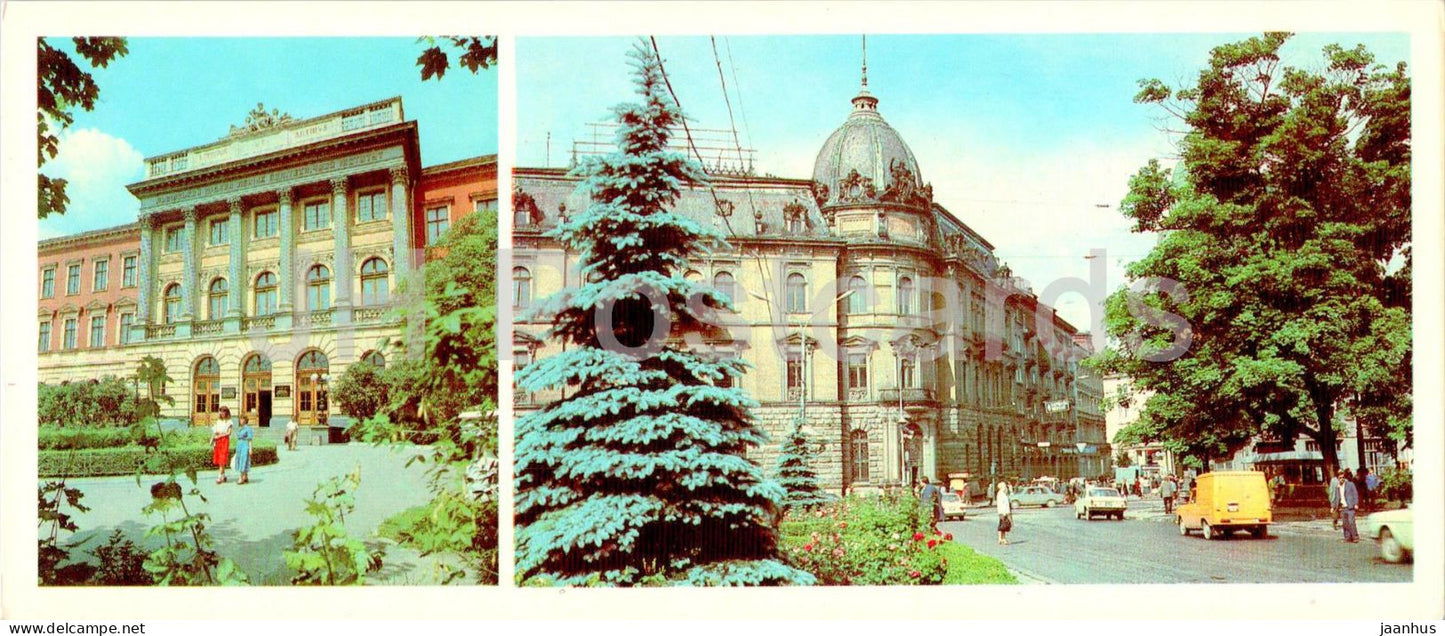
[779,492,950,585]
[38,377,148,428]
[332,361,389,422]
[39,441,278,478]
[1378,466,1412,504]
[38,426,139,450]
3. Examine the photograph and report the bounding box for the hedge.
[38,424,211,451]
[39,441,279,478]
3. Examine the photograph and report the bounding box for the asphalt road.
[941,500,1413,584]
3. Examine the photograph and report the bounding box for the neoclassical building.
[513,81,1108,492]
[38,98,497,438]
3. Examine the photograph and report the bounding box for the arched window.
[847,275,869,313]
[193,356,220,425]
[850,429,870,483]
[360,258,389,305]
[683,270,703,282]
[360,350,386,368]
[253,272,277,316]
[898,276,915,316]
[712,271,736,305]
[512,267,532,309]
[306,265,331,311]
[295,349,330,425]
[901,357,916,389]
[785,273,807,313]
[163,284,182,324]
[208,278,229,320]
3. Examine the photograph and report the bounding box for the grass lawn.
[937,541,1018,585]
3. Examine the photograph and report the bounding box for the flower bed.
[780,493,950,585]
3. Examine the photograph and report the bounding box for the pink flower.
[944,533,954,541]
[838,522,848,529]
[927,539,938,548]
[832,547,845,558]
[912,532,925,541]
[909,570,921,578]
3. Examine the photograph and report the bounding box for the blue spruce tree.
[514,41,814,587]
[775,417,830,512]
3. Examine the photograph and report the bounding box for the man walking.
[1327,472,1342,530]
[1160,474,1177,515]
[1339,469,1360,543]
[919,476,942,526]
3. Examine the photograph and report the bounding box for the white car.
[1075,487,1127,520]
[1361,505,1413,563]
[940,492,968,521]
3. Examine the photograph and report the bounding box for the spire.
[851,34,878,112]
[861,34,868,89]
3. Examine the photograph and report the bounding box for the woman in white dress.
[996,480,1013,545]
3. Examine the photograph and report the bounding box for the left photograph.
[36,37,500,586]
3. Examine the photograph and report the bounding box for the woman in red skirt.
[212,407,234,484]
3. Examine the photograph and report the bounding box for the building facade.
[38,98,496,437]
[514,81,1105,493]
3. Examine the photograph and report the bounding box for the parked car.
[940,492,968,521]
[1176,471,1272,540]
[1009,485,1066,508]
[1361,505,1413,563]
[1075,487,1127,520]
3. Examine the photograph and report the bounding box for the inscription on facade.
[144,147,402,210]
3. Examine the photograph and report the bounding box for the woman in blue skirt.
[233,410,254,485]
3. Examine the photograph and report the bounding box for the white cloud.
[38,128,145,239]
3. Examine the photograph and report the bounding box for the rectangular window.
[901,358,916,389]
[122,256,137,288]
[425,206,451,245]
[786,353,804,390]
[357,191,388,222]
[63,319,77,350]
[38,321,51,352]
[92,260,109,292]
[66,264,81,295]
[41,268,55,299]
[474,198,497,215]
[254,209,278,238]
[209,218,229,245]
[847,353,869,389]
[164,227,183,253]
[89,315,106,348]
[119,313,134,344]
[302,200,331,231]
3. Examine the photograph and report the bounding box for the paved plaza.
[52,443,462,585]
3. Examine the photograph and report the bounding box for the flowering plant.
[780,492,947,585]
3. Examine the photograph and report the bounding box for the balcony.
[297,310,334,327]
[353,306,389,323]
[146,324,177,339]
[878,388,937,413]
[244,315,277,331]
[193,320,223,336]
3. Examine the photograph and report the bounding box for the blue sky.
[39,37,497,240]
[518,33,1411,335]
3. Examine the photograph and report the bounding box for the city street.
[942,499,1412,584]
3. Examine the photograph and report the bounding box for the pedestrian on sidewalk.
[233,409,254,485]
[212,408,234,484]
[996,480,1013,545]
[1339,469,1360,543]
[1160,474,1177,515]
[285,419,299,451]
[1327,472,1342,530]
[919,476,942,527]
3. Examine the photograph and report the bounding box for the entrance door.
[242,354,273,427]
[295,350,329,426]
[193,356,221,427]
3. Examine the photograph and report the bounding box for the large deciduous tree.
[514,41,812,587]
[1097,33,1411,474]
[38,37,128,219]
[416,37,497,82]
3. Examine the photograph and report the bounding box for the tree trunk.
[1305,377,1340,476]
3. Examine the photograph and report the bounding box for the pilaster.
[389,166,411,277]
[224,198,245,333]
[277,188,295,313]
[180,207,198,322]
[331,178,353,322]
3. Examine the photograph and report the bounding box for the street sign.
[1045,400,1071,413]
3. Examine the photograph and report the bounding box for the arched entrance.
[241,354,273,427]
[295,350,330,426]
[192,356,220,426]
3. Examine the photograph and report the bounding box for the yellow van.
[1176,471,1272,540]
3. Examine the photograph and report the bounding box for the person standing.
[233,409,254,485]
[986,480,997,506]
[996,480,1013,545]
[284,418,299,451]
[919,476,942,526]
[1160,474,1177,515]
[211,408,234,484]
[1360,467,1378,513]
[1339,469,1360,543]
[1327,472,1342,530]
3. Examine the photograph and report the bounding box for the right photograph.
[510,34,1414,586]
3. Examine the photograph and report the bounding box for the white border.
[2,0,1442,621]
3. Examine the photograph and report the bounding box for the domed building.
[513,70,1109,493]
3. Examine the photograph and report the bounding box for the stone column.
[181,207,198,322]
[331,178,352,315]
[389,166,411,277]
[277,188,295,311]
[136,214,155,325]
[225,198,245,333]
